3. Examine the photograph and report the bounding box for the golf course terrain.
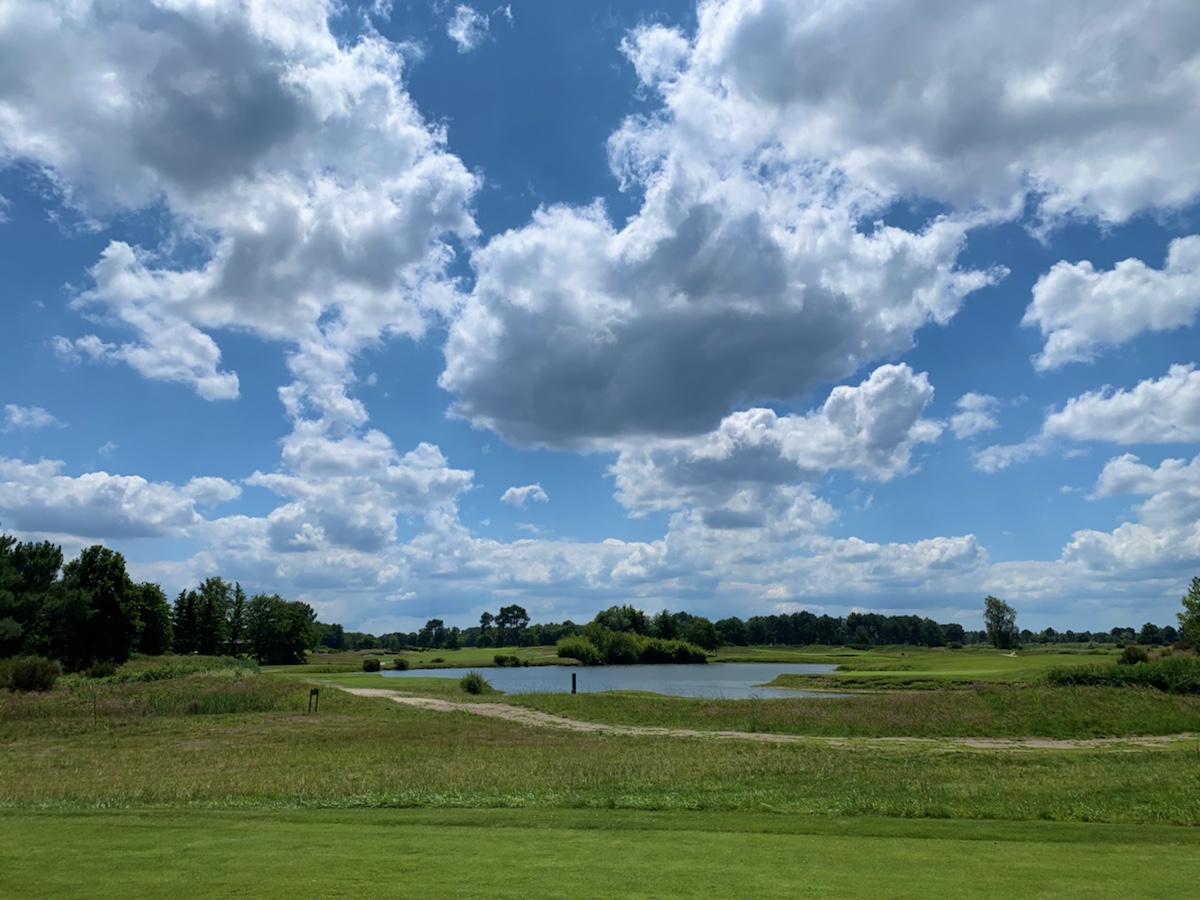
[3,646,1199,898]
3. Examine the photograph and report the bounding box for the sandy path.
[338,688,1196,750]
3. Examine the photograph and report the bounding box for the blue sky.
[2,0,1199,635]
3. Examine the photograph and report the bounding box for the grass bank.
[501,686,1200,739]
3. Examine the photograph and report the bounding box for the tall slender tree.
[227,582,247,657]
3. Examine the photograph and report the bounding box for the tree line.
[322,600,1189,656]
[0,534,317,670]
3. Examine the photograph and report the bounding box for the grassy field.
[500,685,1200,739]
[3,808,1199,899]
[3,652,1198,896]
[759,645,1124,688]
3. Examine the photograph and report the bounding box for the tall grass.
[2,685,1198,823]
[1044,657,1200,693]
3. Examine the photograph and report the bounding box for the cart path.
[338,688,1196,750]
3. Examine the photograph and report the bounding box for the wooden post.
[308,688,319,712]
[571,672,576,694]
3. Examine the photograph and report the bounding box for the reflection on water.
[381,662,839,699]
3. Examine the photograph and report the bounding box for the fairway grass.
[2,808,1198,899]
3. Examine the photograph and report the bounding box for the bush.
[459,670,492,695]
[392,657,410,671]
[431,657,445,664]
[362,657,381,672]
[86,661,118,679]
[6,656,62,692]
[556,636,602,665]
[1118,645,1149,666]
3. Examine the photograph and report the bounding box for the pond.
[380,662,840,699]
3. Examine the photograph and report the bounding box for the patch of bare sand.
[338,688,1197,750]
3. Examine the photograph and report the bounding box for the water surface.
[381,662,839,699]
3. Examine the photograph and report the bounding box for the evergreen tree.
[133,583,173,655]
[173,589,199,654]
[195,577,230,655]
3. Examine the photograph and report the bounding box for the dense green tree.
[594,605,649,635]
[60,545,139,667]
[1179,577,1200,646]
[246,593,317,665]
[495,604,530,647]
[195,577,230,655]
[680,616,721,651]
[317,622,346,650]
[173,590,199,654]
[0,538,64,656]
[1138,621,1164,646]
[650,609,678,640]
[418,618,446,648]
[133,582,173,655]
[984,596,1019,650]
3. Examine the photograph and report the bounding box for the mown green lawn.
[2,808,1197,899]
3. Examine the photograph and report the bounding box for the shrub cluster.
[85,661,118,679]
[1045,657,1200,693]
[0,656,62,692]
[556,627,708,666]
[392,657,410,671]
[1118,645,1149,665]
[459,670,492,694]
[493,654,526,667]
[361,657,382,672]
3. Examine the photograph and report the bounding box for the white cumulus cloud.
[2,0,478,410]
[500,484,549,508]
[1025,237,1200,370]
[949,393,1000,439]
[610,364,942,532]
[0,456,239,539]
[977,365,1200,471]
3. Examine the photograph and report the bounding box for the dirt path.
[338,688,1196,750]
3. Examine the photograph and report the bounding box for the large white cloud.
[1,0,478,409]
[625,0,1200,223]
[977,365,1200,471]
[1025,237,1200,370]
[1057,451,1200,586]
[443,186,995,446]
[247,425,475,554]
[610,364,941,530]
[444,0,1200,449]
[0,456,239,539]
